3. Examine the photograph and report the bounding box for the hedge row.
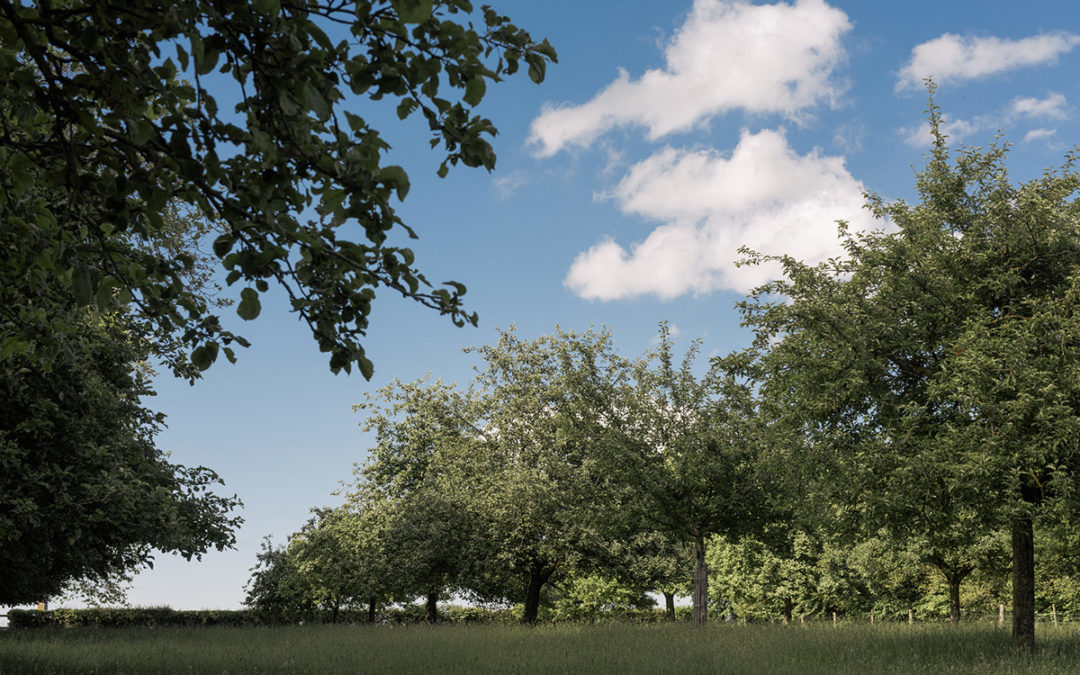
[7,606,689,629]
[9,608,273,629]
[6,606,516,628]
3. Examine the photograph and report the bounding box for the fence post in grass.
[832,611,837,627]
[998,604,1005,627]
[1053,604,1058,626]
[800,614,805,625]
[870,610,875,625]
[908,609,913,625]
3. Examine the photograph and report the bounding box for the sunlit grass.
[4,621,1080,674]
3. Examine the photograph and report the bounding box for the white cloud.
[900,114,981,148]
[897,32,1080,91]
[898,93,1069,148]
[1008,92,1069,120]
[1023,128,1057,143]
[565,129,876,300]
[529,0,852,157]
[492,170,528,199]
[832,123,866,153]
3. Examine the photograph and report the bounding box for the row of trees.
[246,324,764,624]
[245,323,1080,630]
[248,507,1080,626]
[248,101,1080,651]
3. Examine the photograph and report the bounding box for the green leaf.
[390,0,433,24]
[320,188,347,215]
[130,118,154,146]
[358,355,374,379]
[237,287,262,321]
[212,234,234,258]
[379,165,410,201]
[463,76,486,106]
[95,277,120,309]
[191,342,219,371]
[279,89,301,116]
[0,336,30,360]
[526,54,546,84]
[396,99,416,120]
[301,82,330,120]
[253,0,281,17]
[176,44,189,71]
[196,46,219,76]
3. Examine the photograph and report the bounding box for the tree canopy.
[737,94,1080,649]
[1,0,556,379]
[0,298,241,606]
[1,0,555,607]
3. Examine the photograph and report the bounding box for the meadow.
[4,622,1080,674]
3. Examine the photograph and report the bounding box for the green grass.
[3,622,1080,674]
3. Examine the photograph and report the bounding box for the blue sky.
[116,0,1080,609]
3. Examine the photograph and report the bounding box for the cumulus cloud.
[900,115,982,148]
[529,0,852,157]
[1023,128,1057,143]
[564,129,876,300]
[897,32,1080,91]
[1008,92,1069,120]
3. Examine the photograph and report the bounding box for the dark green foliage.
[0,0,557,378]
[8,608,268,629]
[0,302,241,606]
[736,90,1080,648]
[6,605,518,628]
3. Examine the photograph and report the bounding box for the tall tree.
[1,0,556,378]
[459,327,629,623]
[610,324,770,625]
[351,377,482,621]
[737,93,1080,650]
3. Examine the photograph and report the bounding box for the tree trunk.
[425,591,438,624]
[522,563,554,624]
[783,596,793,624]
[1012,515,1036,652]
[692,538,708,626]
[948,573,962,624]
[664,592,676,621]
[330,601,340,624]
[367,595,377,624]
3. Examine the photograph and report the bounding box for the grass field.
[3,622,1080,674]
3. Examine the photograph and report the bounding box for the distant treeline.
[7,606,704,629]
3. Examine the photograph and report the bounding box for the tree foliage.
[618,323,770,625]
[0,302,241,606]
[1,0,556,378]
[737,91,1080,649]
